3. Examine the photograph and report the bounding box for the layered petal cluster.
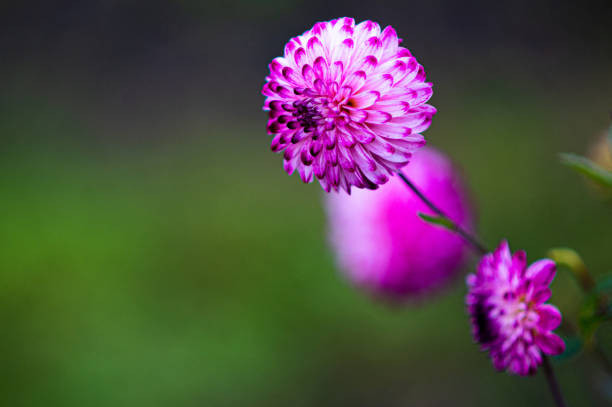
[326,148,472,299]
[466,241,565,376]
[263,17,435,193]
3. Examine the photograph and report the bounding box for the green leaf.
[559,153,612,187]
[417,213,455,231]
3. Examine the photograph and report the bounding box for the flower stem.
[542,355,568,407]
[398,171,568,406]
[397,171,488,255]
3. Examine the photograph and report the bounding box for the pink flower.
[466,241,566,376]
[325,147,472,299]
[263,18,435,193]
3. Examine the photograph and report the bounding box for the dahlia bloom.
[466,241,565,376]
[263,17,436,193]
[325,147,472,299]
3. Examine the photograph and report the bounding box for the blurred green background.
[1,1,611,406]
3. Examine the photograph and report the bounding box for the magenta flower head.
[263,17,436,193]
[466,241,565,376]
[325,147,472,299]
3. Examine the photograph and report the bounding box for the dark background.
[1,1,611,406]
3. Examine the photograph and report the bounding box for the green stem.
[397,170,488,255]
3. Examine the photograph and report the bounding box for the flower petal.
[535,332,565,355]
[537,304,562,331]
[531,287,551,304]
[349,90,380,109]
[524,259,556,286]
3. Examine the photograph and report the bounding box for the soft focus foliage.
[560,153,612,188]
[2,87,611,406]
[560,124,612,190]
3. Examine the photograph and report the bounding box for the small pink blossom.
[263,17,435,193]
[325,148,472,299]
[466,241,565,376]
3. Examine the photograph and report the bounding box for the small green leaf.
[560,153,612,187]
[417,212,455,231]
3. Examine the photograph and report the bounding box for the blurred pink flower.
[263,17,435,193]
[325,147,472,299]
[466,241,565,376]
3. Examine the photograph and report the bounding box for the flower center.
[289,97,346,135]
[292,99,322,132]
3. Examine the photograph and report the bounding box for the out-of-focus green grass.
[1,84,611,407]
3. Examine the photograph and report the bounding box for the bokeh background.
[1,1,611,406]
